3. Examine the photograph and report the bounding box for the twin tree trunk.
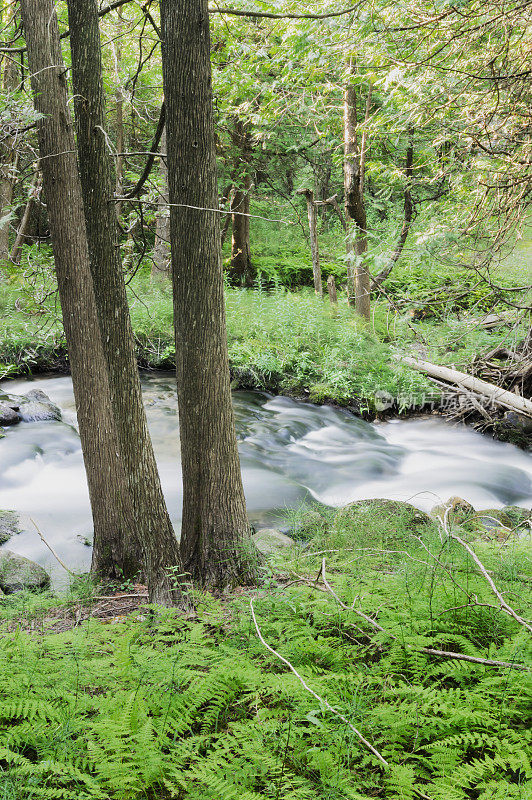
[67,0,184,605]
[160,0,256,587]
[19,0,139,579]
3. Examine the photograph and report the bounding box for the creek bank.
[1,337,530,447]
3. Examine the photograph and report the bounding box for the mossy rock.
[431,497,475,526]
[0,511,21,545]
[465,509,513,533]
[334,499,435,548]
[0,551,50,594]
[252,529,295,556]
[503,506,531,529]
[292,510,328,540]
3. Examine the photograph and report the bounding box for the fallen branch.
[30,518,76,577]
[398,355,532,418]
[320,559,529,670]
[249,598,389,766]
[446,530,532,635]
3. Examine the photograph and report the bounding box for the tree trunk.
[371,133,414,289]
[327,275,338,307]
[152,125,171,276]
[343,59,370,319]
[298,188,323,296]
[20,0,140,580]
[10,165,41,264]
[0,53,19,261]
[67,0,184,606]
[161,0,257,588]
[230,120,254,286]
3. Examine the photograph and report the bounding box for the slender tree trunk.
[298,188,323,296]
[343,59,370,319]
[161,0,257,588]
[152,125,171,276]
[219,183,233,248]
[230,120,254,286]
[10,165,41,264]
[371,133,415,288]
[0,54,19,261]
[20,0,140,580]
[67,0,184,606]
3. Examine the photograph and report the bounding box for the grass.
[0,502,530,800]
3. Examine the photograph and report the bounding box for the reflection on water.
[1,373,531,580]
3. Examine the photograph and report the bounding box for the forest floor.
[0,500,530,799]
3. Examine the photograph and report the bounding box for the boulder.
[0,511,21,545]
[252,528,295,556]
[0,402,20,426]
[0,551,50,594]
[17,389,61,423]
[495,412,532,450]
[292,510,328,540]
[334,499,435,548]
[503,506,532,529]
[431,497,475,526]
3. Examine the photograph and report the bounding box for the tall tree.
[230,119,254,286]
[67,0,184,605]
[160,0,256,587]
[0,18,19,262]
[344,58,370,319]
[152,125,171,276]
[19,0,140,580]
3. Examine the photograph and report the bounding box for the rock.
[0,511,21,545]
[17,390,61,422]
[334,499,435,548]
[0,551,50,594]
[0,402,20,426]
[431,497,475,525]
[336,499,432,528]
[252,528,295,556]
[293,510,328,540]
[495,412,532,450]
[503,506,532,529]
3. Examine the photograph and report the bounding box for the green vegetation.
[1,237,529,413]
[0,503,530,800]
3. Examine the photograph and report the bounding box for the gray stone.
[17,390,61,422]
[0,402,20,426]
[252,528,295,556]
[0,511,21,545]
[0,551,50,594]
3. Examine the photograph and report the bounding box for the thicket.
[0,505,530,800]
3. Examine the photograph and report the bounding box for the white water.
[1,373,531,580]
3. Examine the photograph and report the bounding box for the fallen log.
[399,355,532,418]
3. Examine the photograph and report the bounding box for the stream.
[1,373,531,583]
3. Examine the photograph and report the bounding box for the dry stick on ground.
[319,559,529,670]
[444,529,532,634]
[249,598,389,767]
[30,518,77,577]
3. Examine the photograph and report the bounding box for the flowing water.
[1,373,531,583]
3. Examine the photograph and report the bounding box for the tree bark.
[0,52,19,261]
[20,0,139,580]
[230,119,254,286]
[343,59,370,319]
[152,125,171,276]
[298,188,323,296]
[161,0,257,588]
[327,275,338,307]
[67,0,184,605]
[9,165,41,264]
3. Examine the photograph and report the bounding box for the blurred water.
[1,373,531,581]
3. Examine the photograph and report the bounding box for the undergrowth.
[0,505,530,799]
